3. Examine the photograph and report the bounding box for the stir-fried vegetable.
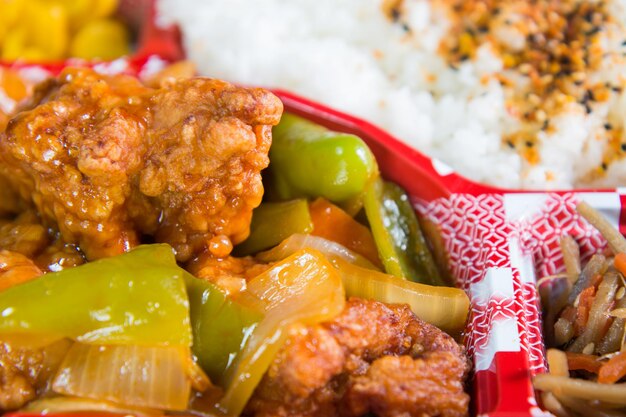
[185,273,262,384]
[565,352,602,374]
[576,201,626,254]
[217,249,345,416]
[309,197,381,267]
[363,177,444,286]
[334,258,468,334]
[535,201,626,416]
[598,351,626,384]
[235,199,313,256]
[0,244,191,346]
[22,396,163,416]
[52,344,195,410]
[257,233,379,270]
[269,113,378,204]
[534,374,626,406]
[257,234,467,333]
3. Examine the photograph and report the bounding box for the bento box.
[2,2,626,417]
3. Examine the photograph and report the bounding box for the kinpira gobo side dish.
[536,201,626,416]
[0,68,470,417]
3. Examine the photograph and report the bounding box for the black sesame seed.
[401,23,411,32]
[621,143,626,151]
[604,123,612,130]
[585,102,592,114]
[391,8,400,22]
[601,162,608,171]
[506,140,515,149]
[526,140,534,147]
[585,27,601,37]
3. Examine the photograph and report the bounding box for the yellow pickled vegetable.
[70,18,130,60]
[28,2,69,60]
[0,0,128,62]
[1,28,27,61]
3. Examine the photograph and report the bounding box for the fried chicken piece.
[343,354,469,417]
[0,212,49,259]
[0,68,283,261]
[0,250,43,292]
[0,177,21,217]
[247,298,470,417]
[187,250,272,294]
[0,339,71,411]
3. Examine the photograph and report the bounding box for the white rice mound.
[158,0,626,190]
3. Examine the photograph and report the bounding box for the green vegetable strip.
[0,244,191,346]
[185,274,262,385]
[269,113,378,203]
[235,199,313,255]
[363,178,444,286]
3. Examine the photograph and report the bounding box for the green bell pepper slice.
[235,199,313,256]
[0,244,192,346]
[363,178,444,286]
[185,274,262,385]
[269,113,378,204]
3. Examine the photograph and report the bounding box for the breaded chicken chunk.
[0,68,283,261]
[247,298,470,417]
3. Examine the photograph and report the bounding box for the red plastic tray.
[3,3,626,417]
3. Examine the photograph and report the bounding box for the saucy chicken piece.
[0,250,43,292]
[0,67,283,261]
[0,212,49,259]
[247,298,470,417]
[0,339,71,411]
[187,250,272,294]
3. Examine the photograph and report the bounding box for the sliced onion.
[21,396,163,416]
[52,343,195,410]
[256,233,379,270]
[333,258,469,334]
[217,249,345,416]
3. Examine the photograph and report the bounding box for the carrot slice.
[614,253,626,277]
[565,352,602,374]
[575,286,596,336]
[598,350,626,384]
[309,198,382,267]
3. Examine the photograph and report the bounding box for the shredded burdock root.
[385,0,626,180]
[535,201,626,416]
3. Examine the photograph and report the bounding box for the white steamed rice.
[157,0,626,190]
